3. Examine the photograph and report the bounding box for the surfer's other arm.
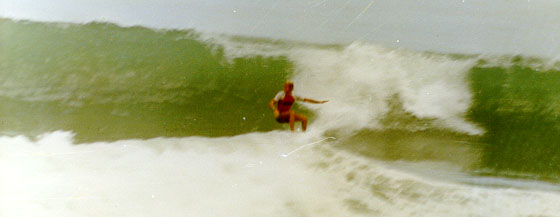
[269,99,280,118]
[269,99,277,111]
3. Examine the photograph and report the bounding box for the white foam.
[0,131,348,217]
[2,131,559,216]
[289,42,483,135]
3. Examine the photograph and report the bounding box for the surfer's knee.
[295,114,307,122]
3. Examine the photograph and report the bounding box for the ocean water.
[1,18,560,216]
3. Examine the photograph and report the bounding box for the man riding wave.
[269,81,328,132]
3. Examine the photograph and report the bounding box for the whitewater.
[2,131,559,217]
[1,18,560,217]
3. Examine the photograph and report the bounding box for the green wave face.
[468,63,560,178]
[0,19,292,142]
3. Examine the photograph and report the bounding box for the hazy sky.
[1,0,559,57]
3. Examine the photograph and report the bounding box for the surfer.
[269,81,328,132]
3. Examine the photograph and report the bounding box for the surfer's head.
[284,81,294,93]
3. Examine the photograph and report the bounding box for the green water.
[468,64,560,179]
[0,19,294,142]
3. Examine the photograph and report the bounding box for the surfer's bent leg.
[295,113,308,131]
[289,110,296,131]
[284,110,307,132]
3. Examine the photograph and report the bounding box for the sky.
[1,0,559,57]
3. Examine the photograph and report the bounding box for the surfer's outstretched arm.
[302,98,328,104]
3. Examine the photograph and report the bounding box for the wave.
[2,18,560,177]
[0,18,481,138]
